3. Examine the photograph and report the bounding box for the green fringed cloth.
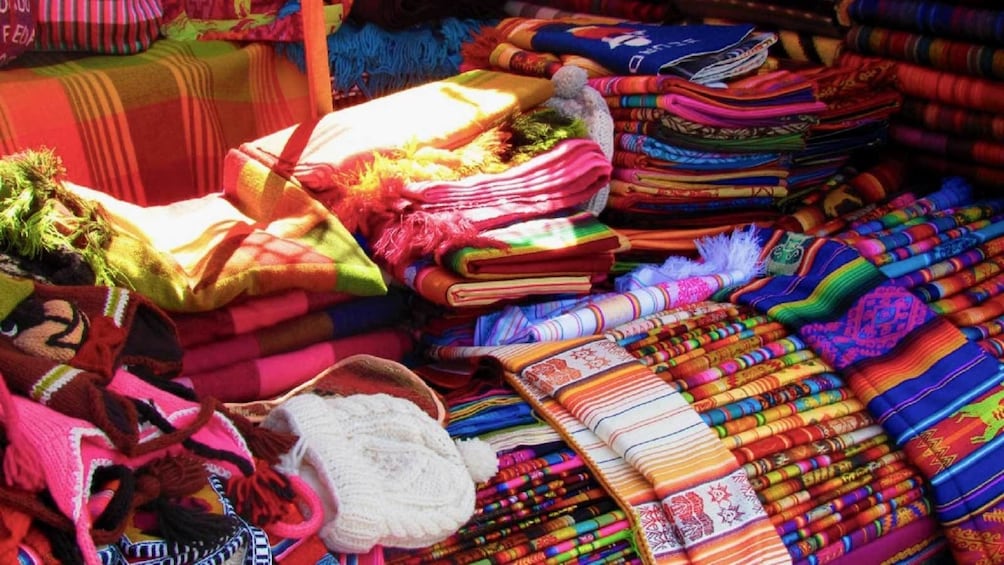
[731,228,1004,563]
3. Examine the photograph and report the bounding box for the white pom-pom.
[454,438,499,483]
[552,65,588,99]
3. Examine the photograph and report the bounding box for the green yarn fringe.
[0,148,120,287]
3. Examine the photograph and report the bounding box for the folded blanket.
[181,290,410,374]
[0,40,312,206]
[841,0,1004,46]
[899,97,1004,142]
[178,327,415,403]
[236,69,554,198]
[170,289,357,348]
[443,211,629,279]
[672,0,845,38]
[397,259,596,308]
[67,150,386,313]
[846,24,1004,80]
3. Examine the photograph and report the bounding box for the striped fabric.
[0,39,313,205]
[494,336,790,564]
[732,227,1004,564]
[846,24,1004,80]
[841,0,1004,46]
[33,0,163,54]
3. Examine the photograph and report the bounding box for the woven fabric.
[846,24,1004,80]
[32,0,162,54]
[898,96,1004,142]
[493,336,790,563]
[0,39,313,205]
[842,0,1004,45]
[731,227,1004,564]
[65,150,386,313]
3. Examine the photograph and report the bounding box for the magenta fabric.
[0,0,35,67]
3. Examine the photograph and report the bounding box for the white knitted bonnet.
[262,392,498,553]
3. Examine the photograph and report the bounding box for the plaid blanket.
[0,39,313,206]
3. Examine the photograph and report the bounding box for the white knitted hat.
[261,392,497,553]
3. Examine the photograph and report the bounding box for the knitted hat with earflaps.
[0,367,289,565]
[262,392,499,553]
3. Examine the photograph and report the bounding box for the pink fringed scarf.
[369,138,612,266]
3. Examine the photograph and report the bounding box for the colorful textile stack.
[668,0,848,68]
[171,288,415,403]
[839,0,1004,187]
[608,298,942,563]
[732,227,1004,564]
[386,378,643,564]
[829,177,1004,361]
[588,70,825,234]
[463,15,775,83]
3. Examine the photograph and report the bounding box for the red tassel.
[460,25,505,72]
[220,406,298,465]
[224,460,297,527]
[137,454,208,499]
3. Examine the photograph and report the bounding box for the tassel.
[225,460,298,527]
[372,210,504,265]
[220,405,298,465]
[459,24,505,72]
[137,454,208,499]
[145,497,239,549]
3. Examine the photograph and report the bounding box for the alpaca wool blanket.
[65,150,386,313]
[731,225,1004,564]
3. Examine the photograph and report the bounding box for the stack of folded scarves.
[607,298,945,563]
[838,0,1004,187]
[588,70,826,231]
[386,378,642,564]
[830,177,1004,360]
